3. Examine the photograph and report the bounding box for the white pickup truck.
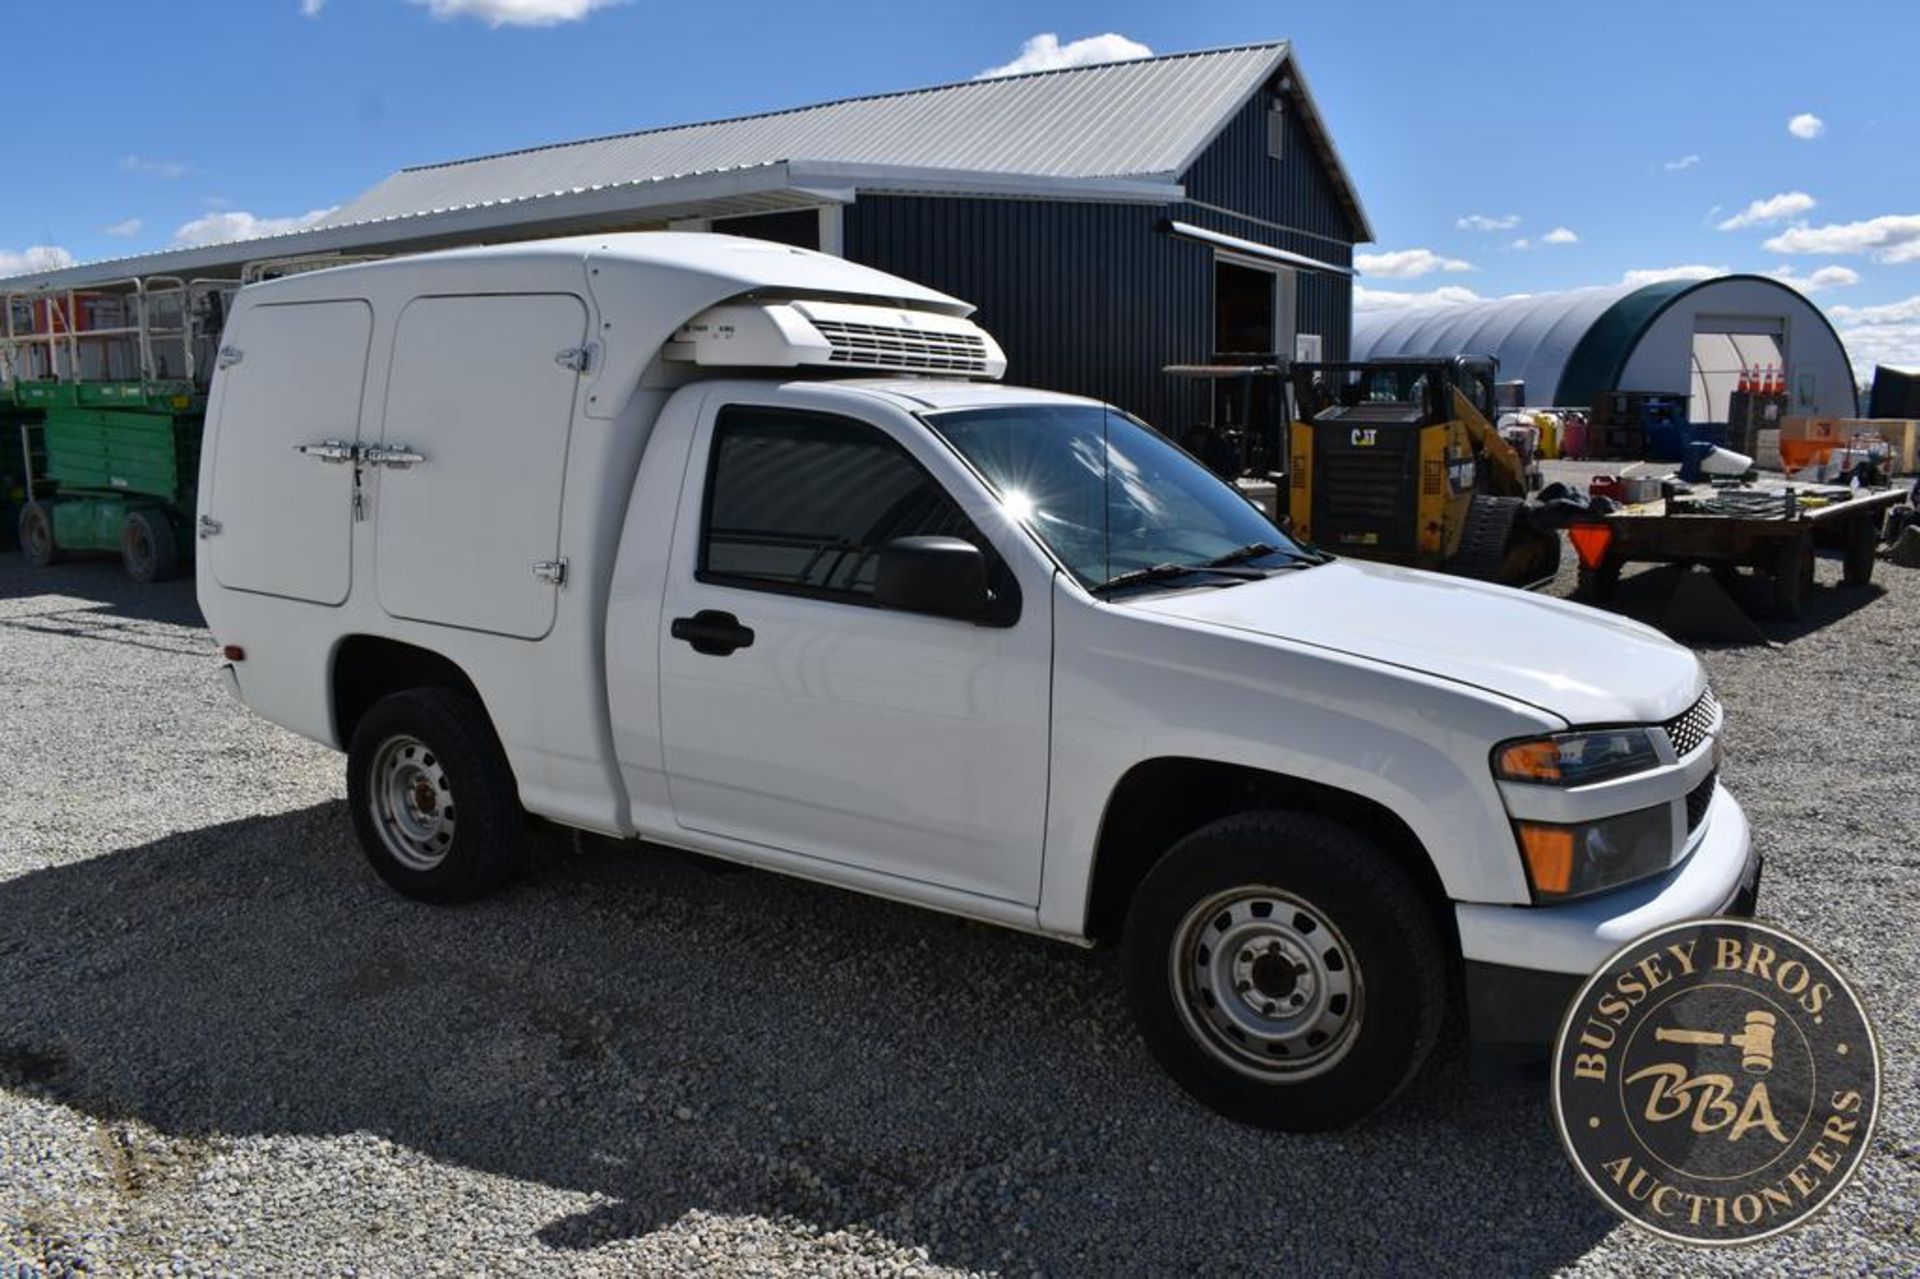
[197,233,1758,1130]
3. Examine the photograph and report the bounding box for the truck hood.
[1125,559,1703,727]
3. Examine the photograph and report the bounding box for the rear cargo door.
[373,294,587,640]
[204,299,373,605]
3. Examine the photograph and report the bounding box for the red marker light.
[221,644,246,662]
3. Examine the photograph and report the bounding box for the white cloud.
[102,218,143,238]
[1621,265,1724,287]
[1663,154,1701,171]
[976,32,1152,78]
[171,208,335,248]
[1354,247,1473,279]
[1715,191,1817,231]
[0,245,76,278]
[1764,213,1920,264]
[1353,284,1491,313]
[1830,295,1920,327]
[1765,264,1859,294]
[1456,213,1520,232]
[120,154,189,180]
[1542,226,1579,245]
[408,0,622,27]
[1510,238,1531,250]
[1787,112,1825,140]
[301,0,325,14]
[1828,295,1920,377]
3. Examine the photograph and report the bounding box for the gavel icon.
[1654,1009,1778,1074]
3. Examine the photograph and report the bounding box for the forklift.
[1287,355,1560,587]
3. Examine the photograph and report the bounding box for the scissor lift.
[5,275,236,580]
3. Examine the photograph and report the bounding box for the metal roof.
[0,41,1372,292]
[1354,282,1681,406]
[320,42,1359,229]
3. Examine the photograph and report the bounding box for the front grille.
[1685,769,1717,832]
[810,320,991,374]
[1663,687,1720,758]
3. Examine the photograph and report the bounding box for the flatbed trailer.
[1570,481,1909,618]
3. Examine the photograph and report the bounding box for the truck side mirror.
[874,536,993,622]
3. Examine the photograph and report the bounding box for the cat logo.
[1349,428,1377,447]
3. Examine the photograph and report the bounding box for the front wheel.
[347,687,526,902]
[1122,811,1446,1131]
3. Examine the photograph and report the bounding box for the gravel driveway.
[1,548,1914,1277]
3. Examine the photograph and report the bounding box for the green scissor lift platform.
[7,276,228,581]
[14,381,205,580]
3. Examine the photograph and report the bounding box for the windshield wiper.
[1204,541,1283,567]
[1089,562,1268,595]
[1204,541,1334,569]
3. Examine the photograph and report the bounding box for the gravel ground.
[1,540,1915,1277]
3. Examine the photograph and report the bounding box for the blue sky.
[5,0,1916,374]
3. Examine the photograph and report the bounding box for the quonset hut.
[1353,274,1858,427]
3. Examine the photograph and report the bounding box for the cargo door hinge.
[555,346,592,373]
[532,558,568,585]
[197,514,222,539]
[217,346,244,369]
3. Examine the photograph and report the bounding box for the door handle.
[670,609,755,657]
[294,439,356,463]
[363,443,427,469]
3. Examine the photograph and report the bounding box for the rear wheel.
[120,509,180,583]
[18,501,61,567]
[347,687,526,902]
[1122,810,1446,1131]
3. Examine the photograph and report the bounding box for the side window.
[700,406,983,600]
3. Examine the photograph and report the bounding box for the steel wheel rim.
[368,734,455,871]
[24,509,50,559]
[1169,886,1364,1081]
[125,522,152,574]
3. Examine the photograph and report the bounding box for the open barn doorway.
[1690,318,1785,426]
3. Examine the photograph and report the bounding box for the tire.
[18,501,61,567]
[1771,533,1814,619]
[120,509,180,583]
[1841,516,1877,589]
[1122,810,1446,1131]
[1448,494,1523,581]
[346,687,526,902]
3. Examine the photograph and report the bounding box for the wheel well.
[331,636,485,748]
[1082,758,1455,948]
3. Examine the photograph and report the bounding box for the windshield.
[924,404,1313,590]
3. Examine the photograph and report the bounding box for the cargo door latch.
[532,559,568,585]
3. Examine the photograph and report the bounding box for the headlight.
[1493,728,1662,787]
[1514,806,1672,900]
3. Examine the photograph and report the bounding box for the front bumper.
[1458,783,1759,1050]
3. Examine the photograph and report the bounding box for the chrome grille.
[809,320,991,374]
[1685,770,1717,832]
[1663,688,1720,758]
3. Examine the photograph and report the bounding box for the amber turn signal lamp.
[1516,824,1575,896]
[1496,740,1563,782]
